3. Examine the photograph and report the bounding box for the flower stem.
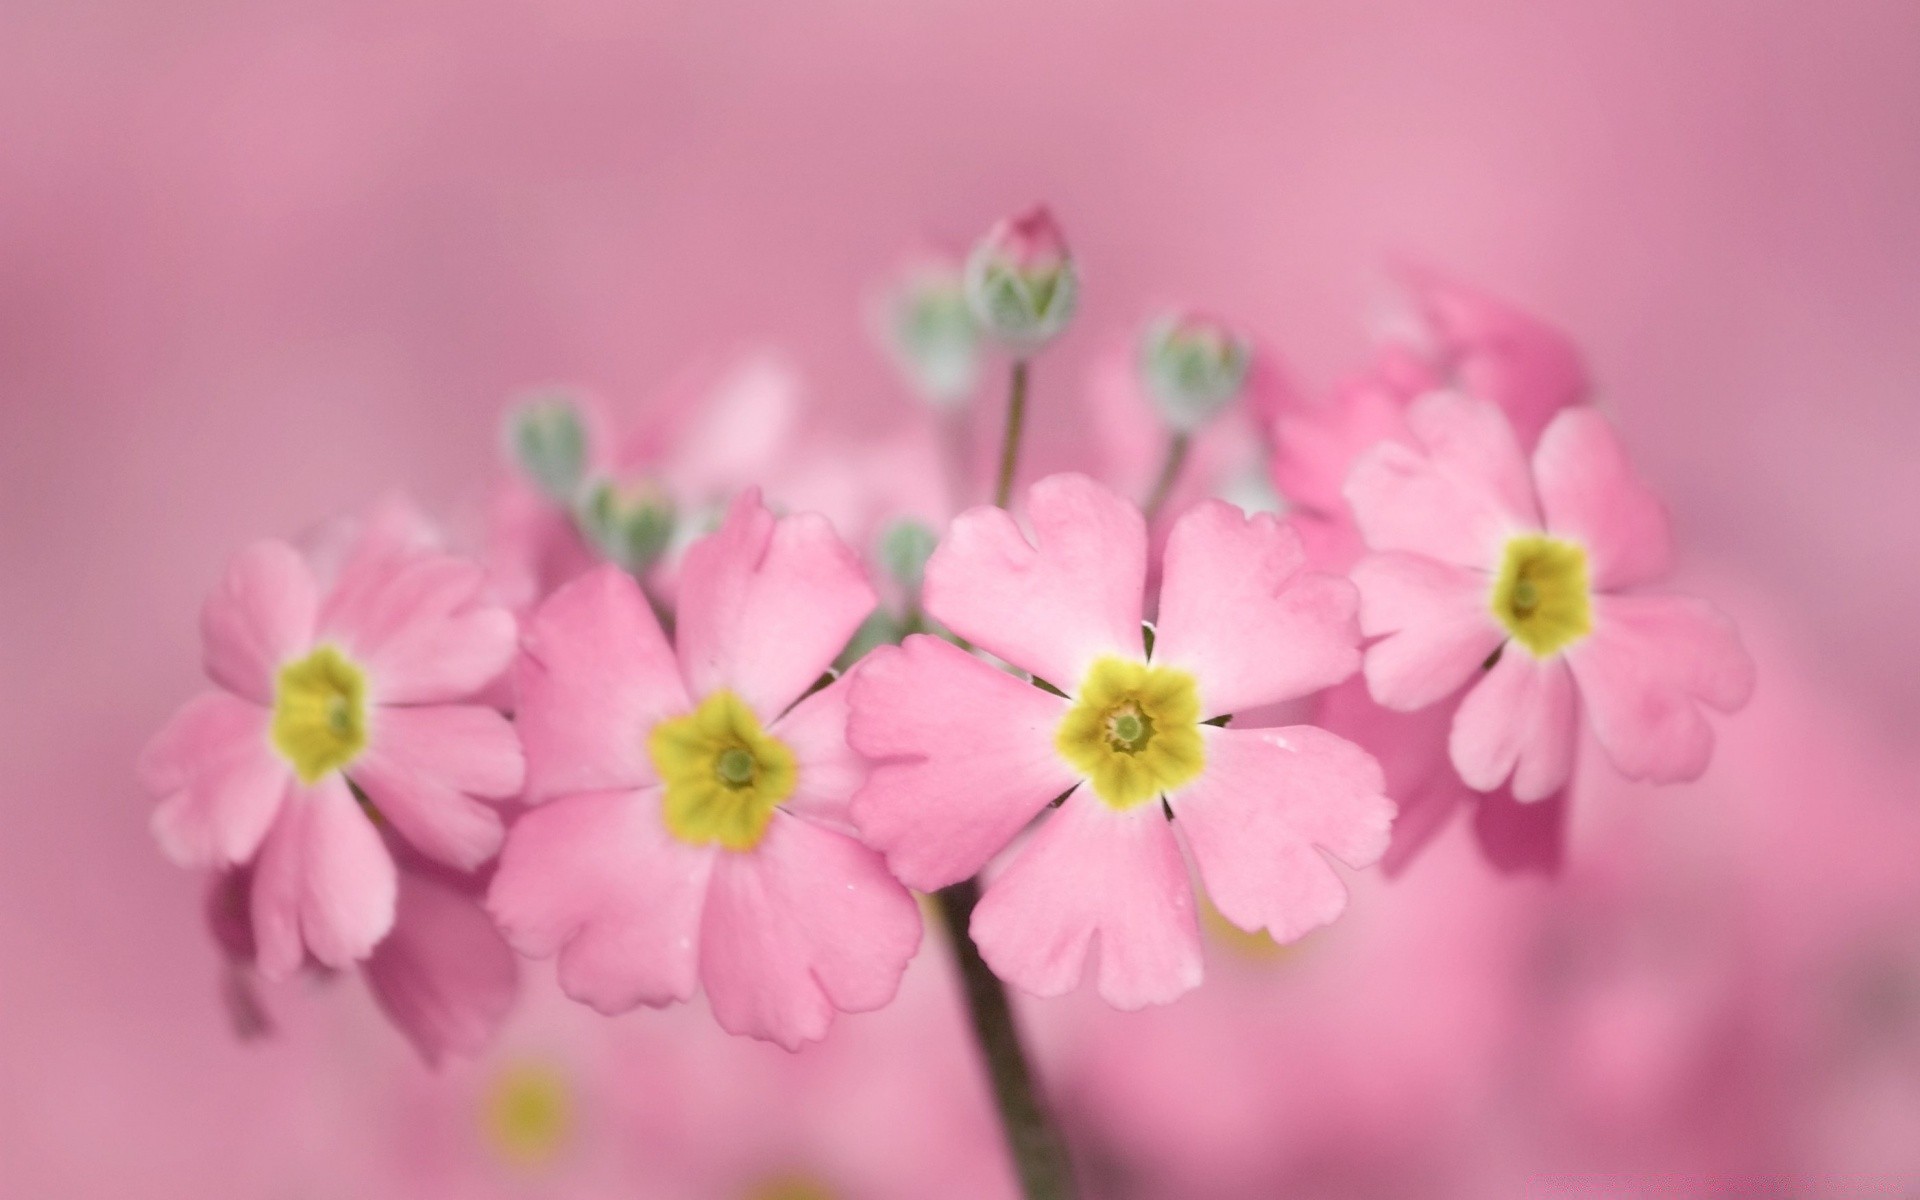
[1141,430,1191,524]
[934,878,1078,1199]
[993,358,1031,509]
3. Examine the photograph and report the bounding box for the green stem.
[993,358,1031,509]
[935,879,1079,1200]
[1141,430,1191,524]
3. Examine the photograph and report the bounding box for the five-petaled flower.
[848,473,1394,1009]
[140,530,525,979]
[1344,391,1755,800]
[486,490,921,1049]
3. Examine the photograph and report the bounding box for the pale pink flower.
[849,473,1392,1008]
[486,490,920,1050]
[1345,391,1755,800]
[140,530,525,979]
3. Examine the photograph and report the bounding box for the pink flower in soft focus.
[140,527,525,979]
[1346,391,1755,799]
[486,490,921,1050]
[963,204,1079,352]
[849,473,1392,1008]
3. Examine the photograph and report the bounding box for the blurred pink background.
[4,1,1918,1195]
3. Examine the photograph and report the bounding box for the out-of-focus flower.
[849,473,1390,1008]
[487,492,920,1049]
[574,476,677,575]
[963,206,1078,354]
[504,391,595,504]
[1138,310,1254,433]
[1346,393,1755,799]
[140,528,524,978]
[874,259,983,408]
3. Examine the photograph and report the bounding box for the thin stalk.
[1141,430,1191,524]
[993,359,1031,509]
[935,880,1078,1200]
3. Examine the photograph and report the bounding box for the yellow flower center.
[649,690,796,851]
[745,1176,838,1200]
[1055,657,1205,810]
[270,645,369,784]
[1491,535,1592,658]
[481,1060,572,1168]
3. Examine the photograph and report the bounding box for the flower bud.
[575,477,676,574]
[878,518,940,595]
[1138,312,1253,432]
[877,262,982,409]
[505,393,591,502]
[963,206,1078,354]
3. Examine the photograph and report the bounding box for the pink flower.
[486,490,920,1049]
[140,530,525,979]
[963,204,1079,351]
[848,473,1393,1008]
[1345,391,1755,800]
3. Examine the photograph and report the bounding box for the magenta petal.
[923,473,1146,689]
[1564,592,1755,784]
[250,776,398,979]
[699,811,922,1049]
[1449,652,1579,800]
[1352,552,1504,711]
[1472,785,1567,876]
[972,792,1202,1009]
[141,691,290,867]
[487,788,713,1014]
[362,868,519,1066]
[352,706,522,870]
[516,566,687,802]
[201,540,318,704]
[1170,725,1392,943]
[770,672,865,832]
[847,636,1076,891]
[675,489,877,721]
[1154,500,1360,716]
[319,550,517,706]
[1533,408,1674,591]
[1344,391,1540,569]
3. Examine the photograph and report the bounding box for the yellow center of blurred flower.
[1056,657,1205,810]
[270,645,369,784]
[745,1176,838,1200]
[1491,535,1592,657]
[650,690,796,851]
[482,1061,572,1168]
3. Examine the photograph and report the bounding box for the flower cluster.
[140,205,1753,1188]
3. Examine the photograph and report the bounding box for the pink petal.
[675,489,877,720]
[770,672,865,832]
[847,635,1076,891]
[923,473,1146,689]
[972,791,1203,1009]
[515,566,688,803]
[1343,391,1541,569]
[1472,786,1567,876]
[362,868,519,1066]
[487,788,713,1014]
[200,540,318,703]
[699,810,922,1049]
[319,551,517,706]
[1351,552,1505,710]
[1311,677,1468,878]
[1532,407,1674,591]
[1153,500,1360,716]
[1169,725,1391,943]
[141,691,291,868]
[1449,652,1579,801]
[250,776,398,979]
[1268,375,1413,518]
[1564,592,1755,784]
[352,706,522,871]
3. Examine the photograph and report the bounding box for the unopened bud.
[576,478,676,574]
[963,206,1078,354]
[878,263,982,408]
[506,393,591,502]
[878,519,939,594]
[1139,312,1253,432]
